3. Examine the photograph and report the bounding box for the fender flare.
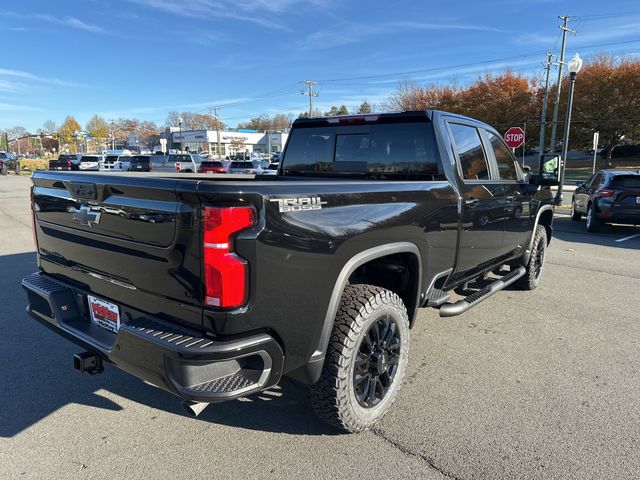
[524,204,553,264]
[290,242,422,384]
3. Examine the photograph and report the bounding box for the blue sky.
[1,0,639,131]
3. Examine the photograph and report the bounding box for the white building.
[167,128,288,158]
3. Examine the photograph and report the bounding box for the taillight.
[30,186,39,251]
[148,162,152,171]
[67,160,72,168]
[176,162,181,172]
[595,189,614,198]
[203,205,256,308]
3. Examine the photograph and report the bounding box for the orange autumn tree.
[565,55,640,158]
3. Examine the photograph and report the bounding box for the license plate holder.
[87,295,121,333]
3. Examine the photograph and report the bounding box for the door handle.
[465,198,479,206]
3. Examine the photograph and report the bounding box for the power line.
[316,38,640,85]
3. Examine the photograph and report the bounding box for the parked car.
[128,155,153,172]
[197,160,227,174]
[0,151,9,174]
[259,163,279,176]
[23,110,556,433]
[78,155,104,171]
[571,169,640,232]
[228,161,257,174]
[49,154,81,171]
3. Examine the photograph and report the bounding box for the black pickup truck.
[23,111,556,432]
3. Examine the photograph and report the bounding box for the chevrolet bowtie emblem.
[72,205,101,227]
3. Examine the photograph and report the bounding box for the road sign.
[504,127,525,149]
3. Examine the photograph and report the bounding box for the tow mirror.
[532,154,560,186]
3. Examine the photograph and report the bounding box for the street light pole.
[178,117,183,153]
[555,53,583,206]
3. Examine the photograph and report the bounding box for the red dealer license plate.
[87,295,121,333]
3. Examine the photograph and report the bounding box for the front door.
[481,129,533,258]
[447,122,506,283]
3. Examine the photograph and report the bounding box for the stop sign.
[504,127,525,148]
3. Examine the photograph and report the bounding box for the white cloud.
[0,67,82,88]
[300,20,505,49]
[0,102,42,112]
[128,0,329,31]
[2,11,105,33]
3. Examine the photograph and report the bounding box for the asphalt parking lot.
[1,174,639,480]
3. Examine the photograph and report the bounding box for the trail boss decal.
[270,197,327,213]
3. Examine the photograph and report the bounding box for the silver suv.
[151,153,202,173]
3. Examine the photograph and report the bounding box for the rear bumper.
[598,205,640,225]
[22,272,284,403]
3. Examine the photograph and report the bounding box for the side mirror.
[537,154,560,185]
[522,165,531,174]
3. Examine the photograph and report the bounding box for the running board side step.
[439,266,525,318]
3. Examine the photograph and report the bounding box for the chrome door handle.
[465,198,479,206]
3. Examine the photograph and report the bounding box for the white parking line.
[616,233,640,243]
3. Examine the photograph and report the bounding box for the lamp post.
[177,117,184,153]
[554,53,583,206]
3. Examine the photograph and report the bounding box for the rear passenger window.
[449,124,489,180]
[486,131,518,180]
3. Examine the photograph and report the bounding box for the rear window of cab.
[281,121,443,179]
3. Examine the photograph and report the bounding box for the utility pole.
[537,51,554,163]
[301,80,318,117]
[548,16,576,153]
[213,106,222,159]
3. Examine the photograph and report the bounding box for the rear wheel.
[570,199,582,221]
[586,204,601,232]
[307,284,409,433]
[513,225,547,290]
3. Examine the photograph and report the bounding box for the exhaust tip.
[182,401,209,417]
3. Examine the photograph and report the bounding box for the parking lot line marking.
[615,232,640,243]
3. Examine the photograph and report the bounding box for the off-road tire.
[513,225,547,290]
[306,284,409,433]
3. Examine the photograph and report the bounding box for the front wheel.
[307,284,409,433]
[513,225,547,290]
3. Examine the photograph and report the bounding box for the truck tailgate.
[31,172,203,330]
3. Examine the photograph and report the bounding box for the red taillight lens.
[176,162,181,172]
[595,189,614,198]
[67,160,72,168]
[30,186,39,251]
[203,206,256,308]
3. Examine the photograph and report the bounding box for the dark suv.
[571,170,640,232]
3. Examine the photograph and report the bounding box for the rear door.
[447,121,505,281]
[577,172,604,211]
[31,173,203,329]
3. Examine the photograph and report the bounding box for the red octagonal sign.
[504,127,525,148]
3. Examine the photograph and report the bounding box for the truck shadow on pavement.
[0,252,336,438]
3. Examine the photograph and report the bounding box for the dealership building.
[163,128,289,158]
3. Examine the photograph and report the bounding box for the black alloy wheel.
[353,315,401,408]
